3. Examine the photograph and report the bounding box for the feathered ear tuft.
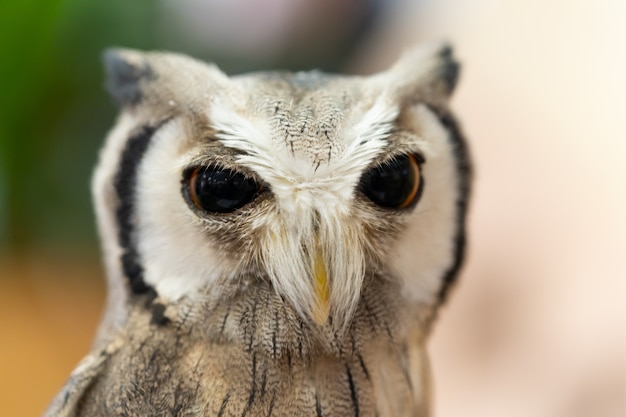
[374,42,461,107]
[103,48,155,106]
[433,44,460,96]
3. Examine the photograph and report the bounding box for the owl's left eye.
[185,166,260,214]
[359,153,423,209]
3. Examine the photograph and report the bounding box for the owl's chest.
[75,321,426,417]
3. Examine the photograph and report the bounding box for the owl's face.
[94,45,469,333]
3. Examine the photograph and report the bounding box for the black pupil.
[193,167,258,213]
[359,155,419,208]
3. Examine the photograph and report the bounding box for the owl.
[44,43,470,417]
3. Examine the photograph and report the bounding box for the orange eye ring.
[399,153,421,209]
[188,167,202,208]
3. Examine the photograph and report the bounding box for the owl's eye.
[186,166,260,213]
[359,154,423,209]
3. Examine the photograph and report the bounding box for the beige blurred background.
[1,0,625,416]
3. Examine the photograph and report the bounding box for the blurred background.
[1,0,625,416]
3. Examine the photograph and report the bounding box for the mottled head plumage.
[46,43,471,417]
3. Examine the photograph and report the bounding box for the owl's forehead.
[243,76,356,160]
[245,74,353,128]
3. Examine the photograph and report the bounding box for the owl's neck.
[113,277,433,416]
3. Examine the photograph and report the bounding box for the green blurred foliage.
[0,0,162,253]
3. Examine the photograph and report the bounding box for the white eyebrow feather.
[335,95,399,177]
[209,102,278,170]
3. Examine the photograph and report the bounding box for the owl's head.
[94,44,470,334]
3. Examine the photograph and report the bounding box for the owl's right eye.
[359,153,423,209]
[185,166,260,214]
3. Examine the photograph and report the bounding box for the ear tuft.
[379,42,461,106]
[103,48,154,106]
[437,44,460,96]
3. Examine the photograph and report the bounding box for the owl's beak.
[312,244,330,325]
